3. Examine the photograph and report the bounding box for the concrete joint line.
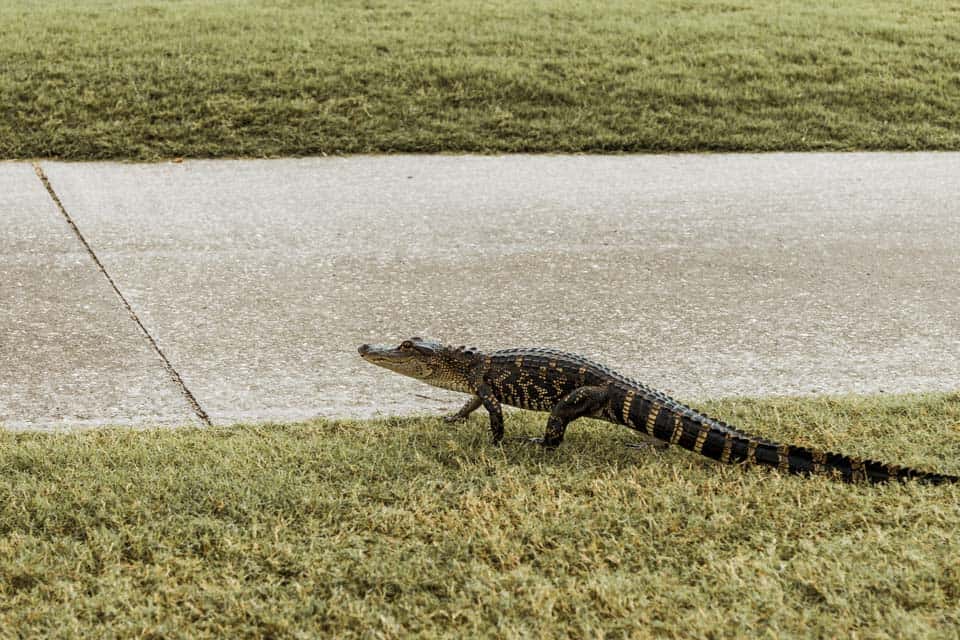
[32,162,213,426]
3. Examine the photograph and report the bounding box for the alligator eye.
[401,340,413,350]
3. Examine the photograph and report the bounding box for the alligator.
[358,337,960,484]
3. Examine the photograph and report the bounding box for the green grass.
[2,0,959,160]
[2,393,959,638]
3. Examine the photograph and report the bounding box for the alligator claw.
[624,441,669,450]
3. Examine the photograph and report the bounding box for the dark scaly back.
[485,347,638,412]
[487,347,690,420]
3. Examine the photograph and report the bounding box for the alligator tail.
[626,393,957,484]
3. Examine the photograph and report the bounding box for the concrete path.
[2,154,959,429]
[1,164,201,428]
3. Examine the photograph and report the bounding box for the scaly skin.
[358,338,958,484]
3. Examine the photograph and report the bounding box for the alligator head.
[358,337,480,393]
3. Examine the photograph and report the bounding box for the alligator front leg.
[531,385,608,448]
[443,396,482,423]
[476,383,504,444]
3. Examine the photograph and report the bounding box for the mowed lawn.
[1,393,959,637]
[1,0,959,159]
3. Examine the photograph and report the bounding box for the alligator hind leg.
[624,432,669,450]
[443,395,482,423]
[530,386,609,448]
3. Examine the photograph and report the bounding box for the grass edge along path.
[2,0,960,160]
[1,391,959,637]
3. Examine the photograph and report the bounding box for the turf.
[1,0,959,160]
[1,392,959,638]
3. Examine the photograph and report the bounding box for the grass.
[1,392,959,638]
[1,0,960,160]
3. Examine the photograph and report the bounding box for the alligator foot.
[624,440,669,450]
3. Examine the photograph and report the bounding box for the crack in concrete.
[32,162,213,427]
